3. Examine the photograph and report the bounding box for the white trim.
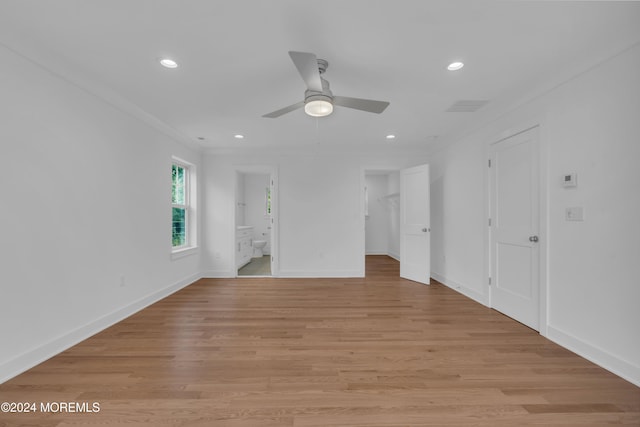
[547,325,640,388]
[0,273,201,384]
[278,269,363,278]
[431,272,486,306]
[170,245,198,260]
[201,270,236,278]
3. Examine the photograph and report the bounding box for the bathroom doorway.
[234,166,278,277]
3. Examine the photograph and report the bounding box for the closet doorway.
[364,170,401,262]
[363,165,431,284]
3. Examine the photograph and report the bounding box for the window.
[172,163,187,247]
[171,158,196,255]
[265,186,271,216]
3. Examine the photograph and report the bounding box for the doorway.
[235,166,278,277]
[363,164,431,284]
[364,170,401,261]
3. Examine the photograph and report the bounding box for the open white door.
[400,164,430,284]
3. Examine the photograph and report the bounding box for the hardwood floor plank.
[1,256,638,426]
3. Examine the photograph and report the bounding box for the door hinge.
[488,277,492,285]
[488,159,492,168]
[272,256,274,262]
[488,218,492,226]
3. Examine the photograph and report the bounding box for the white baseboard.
[431,272,486,306]
[278,269,363,278]
[0,272,201,384]
[388,251,400,261]
[546,325,640,387]
[204,269,365,278]
[365,252,400,261]
[201,269,236,278]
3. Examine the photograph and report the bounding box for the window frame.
[171,157,197,259]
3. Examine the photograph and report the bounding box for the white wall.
[0,46,202,382]
[429,43,640,385]
[244,173,271,254]
[202,150,428,278]
[430,139,486,302]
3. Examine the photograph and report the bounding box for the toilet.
[252,240,267,258]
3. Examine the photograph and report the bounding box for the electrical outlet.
[566,207,585,221]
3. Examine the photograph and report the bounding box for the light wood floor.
[1,256,638,426]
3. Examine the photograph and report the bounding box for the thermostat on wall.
[563,173,577,187]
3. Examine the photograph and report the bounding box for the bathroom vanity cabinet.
[236,226,253,268]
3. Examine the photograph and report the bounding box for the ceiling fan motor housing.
[316,58,328,74]
[304,77,333,103]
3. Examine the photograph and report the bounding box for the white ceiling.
[1,1,639,152]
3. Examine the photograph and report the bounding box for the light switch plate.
[566,207,584,221]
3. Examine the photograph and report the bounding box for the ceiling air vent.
[446,100,489,113]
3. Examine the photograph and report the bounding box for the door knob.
[422,228,429,232]
[529,235,539,242]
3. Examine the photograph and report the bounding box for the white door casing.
[269,174,278,277]
[400,164,431,284]
[489,127,540,330]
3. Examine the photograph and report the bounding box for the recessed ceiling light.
[160,58,178,69]
[447,61,464,71]
[234,134,244,139]
[386,134,396,140]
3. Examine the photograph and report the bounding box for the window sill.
[171,246,198,261]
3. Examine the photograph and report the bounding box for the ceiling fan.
[263,51,390,118]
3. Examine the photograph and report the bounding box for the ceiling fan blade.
[288,51,323,92]
[262,101,305,118]
[333,96,390,114]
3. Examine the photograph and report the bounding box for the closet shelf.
[380,192,400,199]
[379,192,400,208]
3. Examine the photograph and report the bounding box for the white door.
[490,127,540,330]
[400,164,430,284]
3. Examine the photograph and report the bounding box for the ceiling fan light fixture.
[304,99,333,117]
